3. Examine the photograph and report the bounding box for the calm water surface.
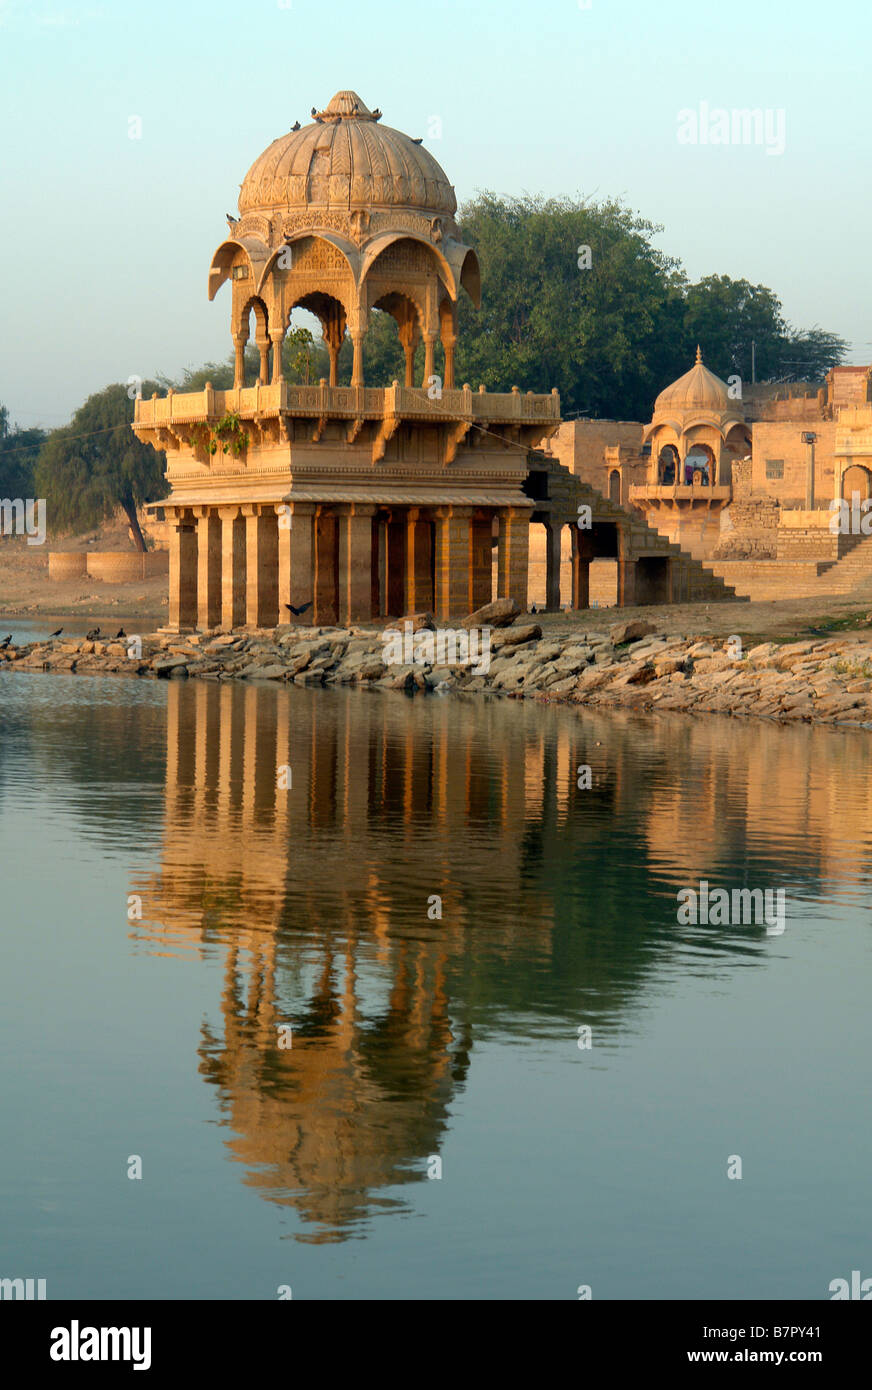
[1,673,870,1299]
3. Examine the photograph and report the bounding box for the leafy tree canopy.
[34,383,168,551]
[0,405,47,499]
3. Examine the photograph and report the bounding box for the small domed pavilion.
[629,348,751,556]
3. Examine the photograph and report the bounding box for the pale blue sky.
[1,0,869,426]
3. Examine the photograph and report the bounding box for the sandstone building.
[135,90,737,629]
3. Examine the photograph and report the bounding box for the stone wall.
[750,420,838,505]
[548,418,645,494]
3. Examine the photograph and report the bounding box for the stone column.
[195,508,222,630]
[270,330,285,385]
[434,506,473,619]
[220,506,246,629]
[338,504,377,624]
[422,335,437,390]
[233,333,248,389]
[276,501,315,623]
[350,330,365,388]
[257,338,270,386]
[617,528,636,607]
[470,515,493,610]
[496,508,530,612]
[405,508,434,613]
[168,511,198,631]
[314,510,339,626]
[244,505,279,628]
[545,520,562,612]
[571,530,593,610]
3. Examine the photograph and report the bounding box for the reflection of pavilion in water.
[134,684,869,1240]
[136,681,585,1241]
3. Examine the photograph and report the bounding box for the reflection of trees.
[0,677,166,848]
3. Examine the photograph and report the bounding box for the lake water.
[1,672,870,1300]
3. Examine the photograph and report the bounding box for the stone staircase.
[537,456,742,605]
[708,534,872,602]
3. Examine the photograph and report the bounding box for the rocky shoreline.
[3,603,872,727]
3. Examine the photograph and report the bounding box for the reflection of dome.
[653,346,732,416]
[239,90,456,218]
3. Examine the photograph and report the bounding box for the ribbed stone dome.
[654,347,732,416]
[238,90,457,217]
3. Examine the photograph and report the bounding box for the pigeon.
[115,628,126,639]
[285,601,313,617]
[85,627,100,641]
[49,627,63,637]
[291,121,301,132]
[411,137,423,144]
[0,635,11,649]
[225,213,239,232]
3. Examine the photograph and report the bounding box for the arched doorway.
[658,445,679,485]
[842,464,872,503]
[608,469,621,504]
[684,444,715,486]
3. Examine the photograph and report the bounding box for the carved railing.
[133,381,561,428]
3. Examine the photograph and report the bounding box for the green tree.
[682,275,788,381]
[34,383,168,551]
[0,405,46,499]
[452,193,689,419]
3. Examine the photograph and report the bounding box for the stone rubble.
[3,617,872,727]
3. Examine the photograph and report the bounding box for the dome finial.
[695,344,703,365]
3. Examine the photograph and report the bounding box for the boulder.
[492,623,543,650]
[609,619,656,645]
[460,598,519,629]
[397,612,435,632]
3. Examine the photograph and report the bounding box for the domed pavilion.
[134,91,560,631]
[629,347,751,557]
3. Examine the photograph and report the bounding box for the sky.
[1,0,869,427]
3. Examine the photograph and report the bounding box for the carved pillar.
[257,338,270,386]
[405,508,434,613]
[397,303,420,389]
[338,504,377,624]
[233,333,248,390]
[168,511,198,631]
[270,330,285,385]
[496,508,530,612]
[350,330,365,388]
[545,519,562,612]
[434,506,473,619]
[276,501,315,623]
[422,335,437,390]
[220,506,246,629]
[323,310,345,388]
[195,508,222,630]
[440,301,458,390]
[244,505,279,627]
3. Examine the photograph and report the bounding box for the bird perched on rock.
[85,627,100,641]
[49,627,63,637]
[0,635,12,649]
[411,137,423,144]
[291,121,301,132]
[285,601,313,617]
[115,628,126,639]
